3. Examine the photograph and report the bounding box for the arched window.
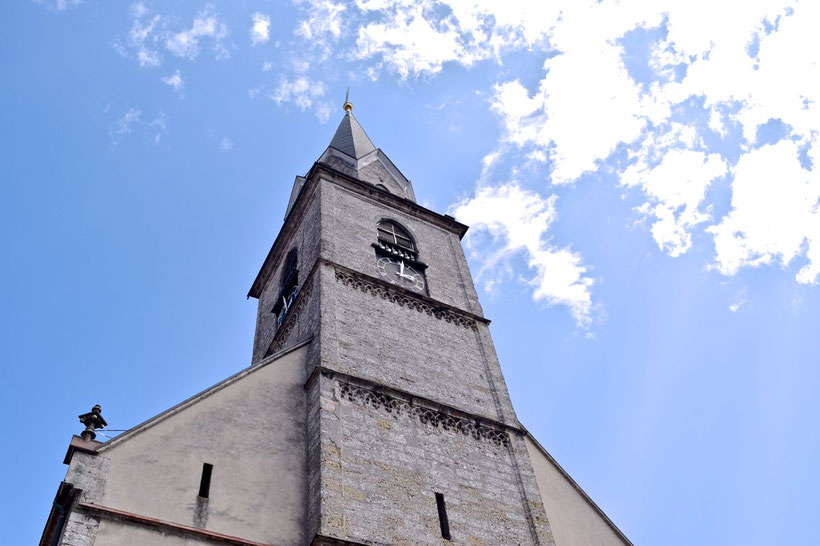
[273,247,299,328]
[376,220,416,260]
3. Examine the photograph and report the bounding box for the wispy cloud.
[109,108,141,145]
[452,182,595,328]
[250,13,271,46]
[113,2,164,68]
[114,4,229,67]
[35,0,82,12]
[108,107,167,146]
[729,287,748,313]
[166,6,229,61]
[269,76,331,122]
[295,1,345,48]
[161,69,184,97]
[219,137,233,151]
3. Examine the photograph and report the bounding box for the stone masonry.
[248,128,558,542]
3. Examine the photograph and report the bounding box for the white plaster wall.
[92,344,309,545]
[525,436,629,546]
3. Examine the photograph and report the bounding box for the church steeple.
[328,109,376,160]
[328,91,377,160]
[285,98,416,218]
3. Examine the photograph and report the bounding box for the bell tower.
[41,101,631,546]
[247,101,554,544]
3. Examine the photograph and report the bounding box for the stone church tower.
[41,102,631,546]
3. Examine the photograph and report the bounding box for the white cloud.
[36,0,82,11]
[219,137,233,151]
[351,0,560,76]
[161,69,184,96]
[355,4,479,78]
[147,111,168,144]
[109,108,141,145]
[108,108,167,146]
[114,3,163,68]
[165,6,228,61]
[250,13,271,46]
[270,77,330,122]
[315,102,333,124]
[623,143,727,257]
[296,1,345,45]
[729,287,748,313]
[709,140,820,284]
[115,4,229,67]
[451,183,594,327]
[344,0,820,287]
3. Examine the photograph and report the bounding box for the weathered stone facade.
[272,164,555,543]
[305,370,553,545]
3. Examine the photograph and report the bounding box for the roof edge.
[95,339,313,453]
[523,429,634,546]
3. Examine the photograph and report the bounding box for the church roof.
[328,110,376,159]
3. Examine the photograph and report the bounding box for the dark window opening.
[198,463,213,498]
[435,492,451,540]
[280,248,298,293]
[272,247,299,328]
[375,183,389,192]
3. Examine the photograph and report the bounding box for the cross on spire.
[343,86,353,113]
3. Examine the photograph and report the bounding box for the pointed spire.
[329,89,376,159]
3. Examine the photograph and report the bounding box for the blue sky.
[2,1,819,544]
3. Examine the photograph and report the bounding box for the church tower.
[41,102,631,546]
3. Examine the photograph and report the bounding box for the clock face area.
[376,256,426,293]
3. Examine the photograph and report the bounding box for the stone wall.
[309,372,555,545]
[319,264,516,424]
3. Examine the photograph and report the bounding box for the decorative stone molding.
[339,382,510,448]
[266,278,314,356]
[334,269,477,330]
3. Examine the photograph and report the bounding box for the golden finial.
[343,87,353,113]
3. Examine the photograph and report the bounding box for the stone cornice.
[331,261,489,328]
[306,366,523,447]
[262,258,489,360]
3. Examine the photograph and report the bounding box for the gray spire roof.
[328,111,376,159]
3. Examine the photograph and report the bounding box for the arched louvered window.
[376,220,416,260]
[273,247,299,328]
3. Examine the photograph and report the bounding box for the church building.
[41,101,631,546]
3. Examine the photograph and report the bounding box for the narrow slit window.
[198,463,213,498]
[435,492,451,540]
